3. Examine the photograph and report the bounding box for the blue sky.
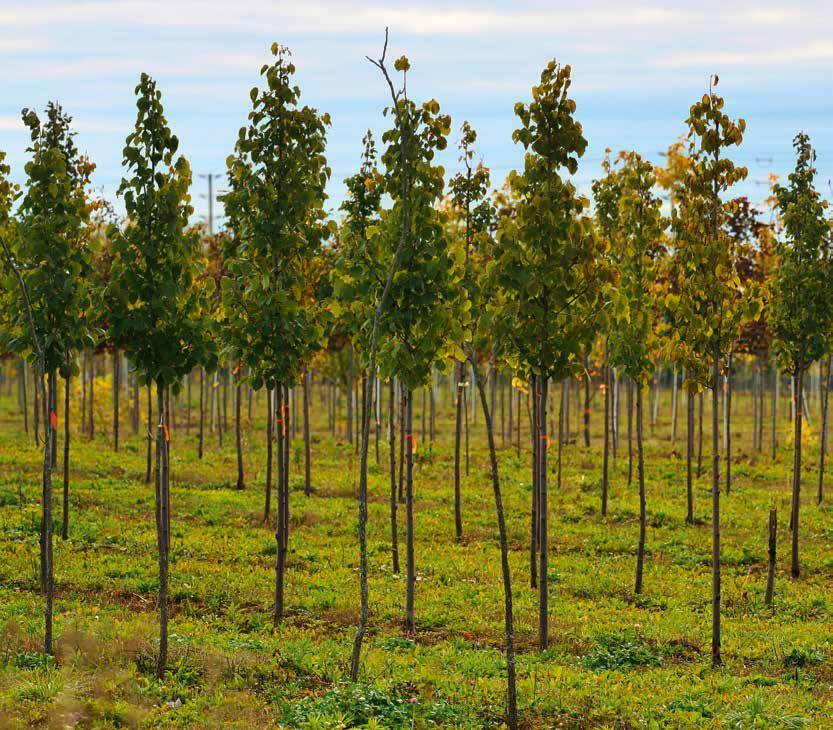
[1,0,832,228]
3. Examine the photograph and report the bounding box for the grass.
[0,372,831,727]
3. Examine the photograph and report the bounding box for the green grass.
[0,376,831,727]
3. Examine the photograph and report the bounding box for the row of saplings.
[1,36,832,730]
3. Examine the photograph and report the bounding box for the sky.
[1,0,832,229]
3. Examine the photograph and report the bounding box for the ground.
[0,376,831,728]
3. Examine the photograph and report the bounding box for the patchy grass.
[0,378,832,727]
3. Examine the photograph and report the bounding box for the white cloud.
[656,41,833,68]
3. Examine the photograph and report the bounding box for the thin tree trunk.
[725,353,732,495]
[819,354,830,504]
[454,361,464,541]
[530,374,538,589]
[686,389,694,524]
[671,367,679,444]
[274,385,286,625]
[303,370,311,496]
[765,507,777,607]
[405,389,416,634]
[627,377,634,486]
[388,379,399,574]
[635,380,646,595]
[155,383,169,678]
[21,359,29,435]
[537,376,549,651]
[602,343,610,516]
[471,354,518,729]
[265,388,273,522]
[697,391,704,478]
[583,355,591,448]
[198,368,205,460]
[772,365,779,460]
[42,370,55,654]
[711,342,722,667]
[790,365,804,578]
[145,384,152,483]
[235,375,244,490]
[61,373,70,540]
[113,349,120,452]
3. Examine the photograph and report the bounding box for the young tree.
[770,133,833,578]
[106,74,213,676]
[605,151,667,595]
[492,60,607,650]
[451,120,519,729]
[448,120,490,543]
[222,43,331,626]
[5,105,95,653]
[665,78,757,665]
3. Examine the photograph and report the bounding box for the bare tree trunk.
[537,376,549,651]
[303,370,311,496]
[790,365,804,578]
[21,359,29,435]
[235,375,244,490]
[42,370,55,654]
[113,349,120,452]
[725,353,732,495]
[471,354,518,730]
[198,368,205,460]
[530,374,538,589]
[454,361,464,541]
[602,342,610,516]
[711,342,722,667]
[819,354,830,504]
[61,373,70,540]
[634,380,646,594]
[686,389,694,524]
[388,379,399,574]
[697,391,704,478]
[772,365,779,460]
[154,384,169,678]
[145,384,152,483]
[627,378,634,486]
[274,385,286,625]
[671,367,679,444]
[765,508,777,607]
[405,388,416,634]
[583,355,591,448]
[265,388,273,523]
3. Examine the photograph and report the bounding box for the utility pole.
[199,173,221,235]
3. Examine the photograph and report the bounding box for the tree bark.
[819,354,830,504]
[388,379,399,574]
[61,373,70,540]
[765,507,777,607]
[711,342,722,667]
[145,384,152,483]
[274,385,286,625]
[265,388,273,523]
[686,389,694,524]
[471,354,518,729]
[154,383,169,678]
[405,389,416,634]
[602,343,610,516]
[303,370,311,496]
[235,374,244,490]
[634,380,646,594]
[454,360,464,541]
[113,349,120,452]
[790,365,804,578]
[42,370,55,654]
[537,376,549,651]
[198,368,205,460]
